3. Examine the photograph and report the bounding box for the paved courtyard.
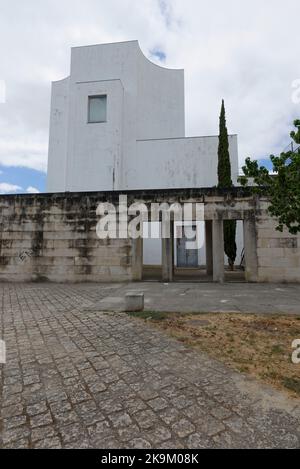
[94,281,300,315]
[0,283,300,449]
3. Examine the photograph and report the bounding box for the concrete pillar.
[243,218,258,282]
[205,220,213,276]
[125,291,144,312]
[212,219,224,283]
[162,221,174,282]
[131,237,143,281]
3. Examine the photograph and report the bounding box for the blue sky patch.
[150,48,167,63]
[0,165,46,194]
[257,158,273,171]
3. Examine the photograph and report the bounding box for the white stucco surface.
[65,79,124,191]
[129,135,238,189]
[46,40,242,269]
[47,40,187,192]
[47,77,70,192]
[47,40,238,193]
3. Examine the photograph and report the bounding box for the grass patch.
[282,377,300,395]
[127,310,170,321]
[130,311,300,398]
[271,344,284,354]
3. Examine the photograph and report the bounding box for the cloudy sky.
[0,0,299,193]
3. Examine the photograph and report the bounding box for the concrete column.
[212,219,224,283]
[131,237,143,281]
[205,220,213,276]
[243,218,258,282]
[162,221,174,282]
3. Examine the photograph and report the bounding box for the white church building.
[47,40,242,271]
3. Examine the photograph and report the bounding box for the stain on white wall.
[47,40,238,193]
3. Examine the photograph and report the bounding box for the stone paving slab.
[91,282,300,315]
[0,283,300,449]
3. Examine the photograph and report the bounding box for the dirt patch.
[133,312,300,398]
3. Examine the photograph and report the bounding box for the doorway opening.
[173,221,209,281]
[142,221,162,281]
[223,219,245,282]
[140,218,247,283]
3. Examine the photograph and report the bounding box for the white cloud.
[0,137,48,172]
[0,182,22,194]
[26,186,40,194]
[0,0,299,174]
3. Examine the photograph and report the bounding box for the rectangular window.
[88,95,107,123]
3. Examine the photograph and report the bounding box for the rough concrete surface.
[0,283,299,449]
[93,282,300,315]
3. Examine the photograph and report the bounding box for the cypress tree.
[218,100,237,269]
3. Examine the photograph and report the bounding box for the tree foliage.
[218,100,232,188]
[223,219,237,269]
[217,100,237,267]
[238,120,300,235]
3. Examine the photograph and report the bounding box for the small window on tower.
[88,95,107,123]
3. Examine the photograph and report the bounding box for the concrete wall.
[46,40,238,194]
[1,190,298,284]
[47,41,185,193]
[256,200,300,283]
[129,135,238,189]
[47,77,70,192]
[143,219,244,267]
[65,79,124,191]
[0,193,133,283]
[136,46,185,140]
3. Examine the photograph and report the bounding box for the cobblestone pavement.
[0,283,300,449]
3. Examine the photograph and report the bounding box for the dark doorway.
[176,224,198,267]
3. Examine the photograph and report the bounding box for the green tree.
[218,100,237,269]
[239,119,300,235]
[290,119,300,144]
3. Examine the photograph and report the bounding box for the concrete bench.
[125,291,144,312]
